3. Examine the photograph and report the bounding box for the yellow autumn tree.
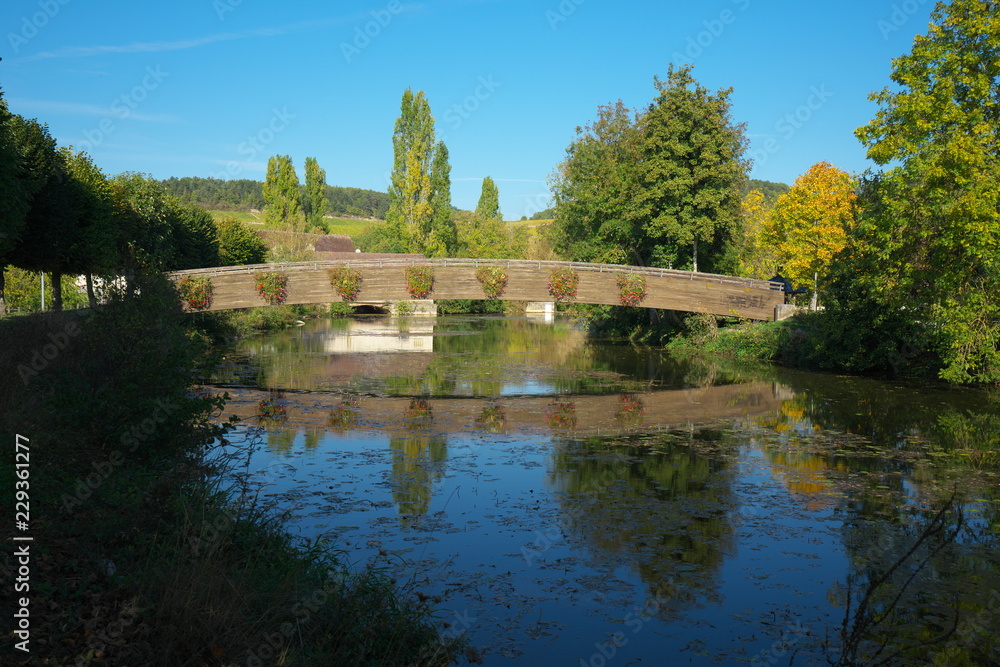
[736,189,782,279]
[768,161,855,308]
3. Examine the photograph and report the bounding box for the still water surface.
[210,315,1000,665]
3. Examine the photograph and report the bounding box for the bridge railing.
[167,258,785,292]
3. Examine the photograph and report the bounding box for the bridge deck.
[168,258,785,320]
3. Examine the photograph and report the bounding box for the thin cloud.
[9,98,178,123]
[16,8,422,62]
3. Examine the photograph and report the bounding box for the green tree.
[0,88,29,315]
[638,64,749,273]
[303,157,327,232]
[263,155,302,230]
[427,141,457,257]
[552,66,747,274]
[60,148,119,307]
[550,100,644,266]
[6,115,79,311]
[169,203,219,270]
[846,0,1000,382]
[108,173,178,289]
[386,89,435,253]
[216,216,268,266]
[475,176,502,221]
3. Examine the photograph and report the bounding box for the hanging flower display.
[253,271,288,305]
[177,274,214,311]
[475,266,509,300]
[328,267,363,301]
[404,265,435,299]
[547,267,579,302]
[616,273,647,307]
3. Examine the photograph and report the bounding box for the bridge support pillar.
[390,300,437,316]
[525,301,555,322]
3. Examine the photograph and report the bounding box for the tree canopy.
[551,65,749,274]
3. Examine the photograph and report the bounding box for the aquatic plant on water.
[253,271,288,305]
[404,265,435,299]
[177,274,214,311]
[327,267,363,301]
[615,393,644,426]
[475,266,509,300]
[616,273,647,307]
[547,267,579,302]
[256,394,287,424]
[328,397,360,431]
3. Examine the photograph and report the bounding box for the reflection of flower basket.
[475,404,507,434]
[327,397,360,430]
[615,394,644,426]
[178,275,214,311]
[327,267,363,301]
[475,267,508,300]
[404,266,435,299]
[546,402,577,430]
[404,398,433,430]
[256,394,287,424]
[253,271,288,305]
[616,274,647,307]
[547,267,578,302]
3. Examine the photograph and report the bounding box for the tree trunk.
[0,266,6,316]
[52,272,63,312]
[86,274,97,309]
[811,271,819,310]
[692,242,698,273]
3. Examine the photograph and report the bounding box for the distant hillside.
[159,176,390,219]
[744,178,790,203]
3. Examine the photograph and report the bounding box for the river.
[208,314,1000,665]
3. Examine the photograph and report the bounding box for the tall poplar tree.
[475,176,502,221]
[303,157,327,231]
[427,141,457,257]
[387,88,435,253]
[263,155,302,230]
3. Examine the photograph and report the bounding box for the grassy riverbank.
[0,276,463,666]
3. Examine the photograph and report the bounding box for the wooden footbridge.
[168,258,786,320]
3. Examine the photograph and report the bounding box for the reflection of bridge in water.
[218,381,781,439]
[170,258,786,320]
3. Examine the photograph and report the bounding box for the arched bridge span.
[167,258,786,320]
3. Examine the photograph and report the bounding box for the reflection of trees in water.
[389,435,447,520]
[547,438,737,606]
[266,428,296,455]
[830,489,1000,665]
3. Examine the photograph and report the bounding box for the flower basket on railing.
[404,265,435,299]
[616,273,647,307]
[177,274,214,311]
[547,267,579,302]
[475,266,508,300]
[327,267,363,301]
[253,271,288,305]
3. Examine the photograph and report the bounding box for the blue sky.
[2,0,935,218]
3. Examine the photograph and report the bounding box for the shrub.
[547,267,579,302]
[177,274,214,311]
[616,273,647,307]
[216,216,268,266]
[475,266,508,300]
[404,265,435,299]
[253,271,288,305]
[327,266,363,301]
